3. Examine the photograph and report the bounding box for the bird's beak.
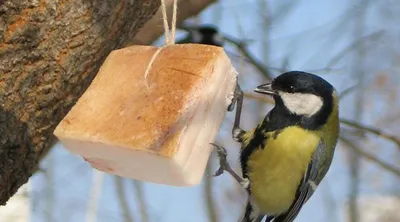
[254,83,277,95]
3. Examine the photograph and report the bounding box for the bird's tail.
[240,215,264,222]
[240,202,267,222]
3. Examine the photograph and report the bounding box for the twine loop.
[144,0,178,82]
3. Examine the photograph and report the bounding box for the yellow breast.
[246,126,320,215]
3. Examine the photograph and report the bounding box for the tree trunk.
[0,0,160,205]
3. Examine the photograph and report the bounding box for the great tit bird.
[177,25,224,46]
[212,71,340,222]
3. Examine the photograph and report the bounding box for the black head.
[272,71,334,96]
[197,26,219,35]
[191,25,224,46]
[254,71,337,130]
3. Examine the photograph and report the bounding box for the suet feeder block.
[53,44,238,186]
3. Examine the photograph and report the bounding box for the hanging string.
[170,0,178,43]
[144,0,178,80]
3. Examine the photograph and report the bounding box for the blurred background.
[2,0,400,221]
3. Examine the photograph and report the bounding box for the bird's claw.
[210,143,249,188]
[210,143,230,177]
[214,167,224,177]
[232,126,244,142]
[227,82,243,112]
[227,100,236,112]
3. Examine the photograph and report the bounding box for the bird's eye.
[288,85,295,93]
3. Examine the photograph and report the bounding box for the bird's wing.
[272,141,324,222]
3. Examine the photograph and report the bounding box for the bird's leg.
[213,81,249,189]
[228,82,246,142]
[210,143,250,189]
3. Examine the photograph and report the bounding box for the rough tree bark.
[0,0,160,205]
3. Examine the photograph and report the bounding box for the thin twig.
[243,92,274,104]
[340,118,400,151]
[326,30,384,68]
[266,0,301,25]
[114,176,134,222]
[86,170,105,222]
[339,84,358,100]
[204,163,219,222]
[340,136,400,178]
[179,25,340,79]
[348,8,369,221]
[132,180,149,222]
[320,180,338,222]
[223,35,272,80]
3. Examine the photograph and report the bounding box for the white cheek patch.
[279,92,323,116]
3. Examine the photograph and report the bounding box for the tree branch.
[243,92,274,104]
[86,170,105,222]
[223,35,273,80]
[340,136,400,178]
[115,177,134,222]
[204,163,219,222]
[340,118,400,151]
[131,0,217,45]
[132,180,149,222]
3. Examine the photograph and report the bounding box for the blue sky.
[30,1,400,222]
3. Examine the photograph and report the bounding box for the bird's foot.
[239,178,251,190]
[211,143,230,177]
[210,143,248,187]
[232,126,245,142]
[228,82,245,142]
[227,82,243,112]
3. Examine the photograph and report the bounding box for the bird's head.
[254,71,338,128]
[190,25,224,46]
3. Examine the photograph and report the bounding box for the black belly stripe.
[239,125,271,182]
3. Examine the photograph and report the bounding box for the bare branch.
[243,92,274,104]
[326,30,384,68]
[224,35,273,80]
[114,177,134,222]
[339,85,359,100]
[340,136,400,178]
[86,170,105,222]
[340,118,400,151]
[131,0,217,45]
[204,163,219,222]
[132,180,149,222]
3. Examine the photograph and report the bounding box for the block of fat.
[53,44,238,186]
